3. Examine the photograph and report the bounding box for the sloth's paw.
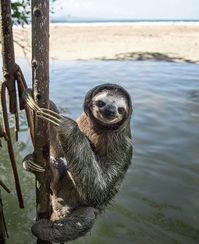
[22,154,45,173]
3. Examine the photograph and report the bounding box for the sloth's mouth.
[102,113,115,120]
[96,111,121,125]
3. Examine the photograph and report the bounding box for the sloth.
[23,83,133,243]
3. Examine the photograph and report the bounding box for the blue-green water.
[0,60,199,244]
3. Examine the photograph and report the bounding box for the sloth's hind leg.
[31,206,98,243]
[50,157,68,193]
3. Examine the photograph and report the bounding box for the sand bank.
[2,24,199,63]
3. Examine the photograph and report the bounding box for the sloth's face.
[91,91,128,125]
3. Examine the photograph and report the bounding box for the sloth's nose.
[104,105,116,118]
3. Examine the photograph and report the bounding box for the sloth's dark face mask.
[92,92,127,125]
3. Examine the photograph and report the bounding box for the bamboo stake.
[31,1,51,243]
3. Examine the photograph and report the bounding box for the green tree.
[11,0,56,25]
[11,0,31,25]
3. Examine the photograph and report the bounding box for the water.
[50,19,199,26]
[51,19,199,27]
[0,60,199,244]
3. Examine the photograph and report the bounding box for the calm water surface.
[0,60,199,244]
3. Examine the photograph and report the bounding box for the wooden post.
[0,0,17,114]
[31,1,51,244]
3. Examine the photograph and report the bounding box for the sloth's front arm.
[57,118,130,207]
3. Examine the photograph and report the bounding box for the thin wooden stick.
[0,82,24,209]
[0,179,10,194]
[14,111,19,142]
[0,190,8,242]
[15,69,34,144]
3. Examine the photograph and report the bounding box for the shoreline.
[2,24,199,63]
[15,21,199,27]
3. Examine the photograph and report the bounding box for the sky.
[52,0,199,20]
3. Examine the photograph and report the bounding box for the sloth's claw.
[23,90,63,127]
[29,161,45,172]
[23,159,45,173]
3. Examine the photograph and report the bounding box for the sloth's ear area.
[84,83,111,115]
[84,87,95,116]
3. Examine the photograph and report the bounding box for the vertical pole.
[0,0,17,114]
[31,1,51,244]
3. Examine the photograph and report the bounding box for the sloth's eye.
[118,107,125,114]
[97,100,106,107]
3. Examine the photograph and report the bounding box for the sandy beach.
[3,24,199,63]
